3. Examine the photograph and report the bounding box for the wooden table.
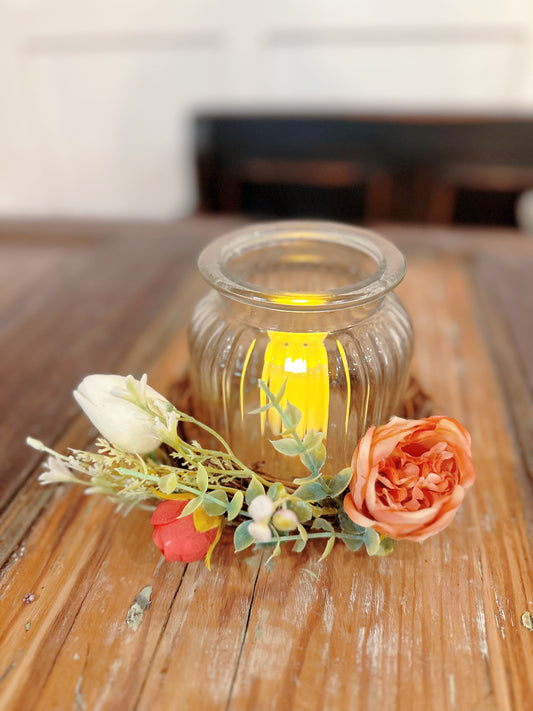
[0,216,532,711]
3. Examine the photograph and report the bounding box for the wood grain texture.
[0,218,531,711]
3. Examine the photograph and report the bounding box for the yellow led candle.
[260,330,329,437]
[259,291,331,437]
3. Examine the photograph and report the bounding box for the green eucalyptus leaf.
[245,476,265,505]
[302,429,324,450]
[265,538,281,567]
[227,491,244,521]
[158,472,178,495]
[283,401,302,430]
[364,527,381,556]
[296,522,308,543]
[293,481,328,502]
[319,535,336,561]
[292,538,307,553]
[270,438,302,457]
[341,535,364,552]
[202,489,228,516]
[299,443,326,472]
[179,496,203,518]
[196,463,208,493]
[234,520,255,552]
[267,482,287,501]
[323,467,352,497]
[339,509,366,536]
[311,517,335,534]
[289,500,313,522]
[319,506,339,517]
[259,378,287,407]
[293,471,322,485]
[376,537,395,556]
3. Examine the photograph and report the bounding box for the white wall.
[1,0,533,219]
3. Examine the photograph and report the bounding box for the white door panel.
[26,46,225,217]
[1,0,533,217]
[259,42,521,109]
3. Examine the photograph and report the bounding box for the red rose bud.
[151,497,222,567]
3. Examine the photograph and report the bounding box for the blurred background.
[3,0,533,229]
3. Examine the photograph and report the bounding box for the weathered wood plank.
[224,258,533,711]
[0,218,239,510]
[471,251,533,498]
[0,264,207,569]
[0,221,531,711]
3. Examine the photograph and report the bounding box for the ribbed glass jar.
[188,221,413,480]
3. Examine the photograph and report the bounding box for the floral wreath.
[27,373,475,569]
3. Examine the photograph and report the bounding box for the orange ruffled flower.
[151,496,222,567]
[344,416,475,542]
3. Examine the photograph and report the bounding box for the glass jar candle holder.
[188,221,413,480]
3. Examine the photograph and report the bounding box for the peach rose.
[344,416,475,542]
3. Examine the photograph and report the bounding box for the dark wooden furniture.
[0,217,532,710]
[195,114,533,225]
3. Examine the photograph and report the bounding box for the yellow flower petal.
[204,525,223,570]
[193,506,223,532]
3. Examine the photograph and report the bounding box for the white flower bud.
[248,494,274,522]
[73,374,165,454]
[248,521,273,542]
[272,508,299,532]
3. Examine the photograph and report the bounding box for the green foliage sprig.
[28,374,393,565]
[233,380,393,564]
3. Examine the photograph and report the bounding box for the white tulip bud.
[73,374,165,454]
[248,494,274,522]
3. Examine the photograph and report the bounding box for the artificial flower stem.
[258,381,319,477]
[179,415,238,457]
[149,480,240,509]
[259,532,363,543]
[157,422,265,483]
[137,396,237,461]
[116,467,159,482]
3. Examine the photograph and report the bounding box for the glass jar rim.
[197,220,407,311]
